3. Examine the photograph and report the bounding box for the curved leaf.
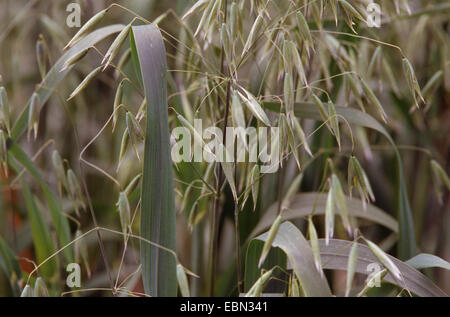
[406,254,450,271]
[250,192,398,238]
[314,239,447,297]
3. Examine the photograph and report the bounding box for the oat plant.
[0,0,449,297]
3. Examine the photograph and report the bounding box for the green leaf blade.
[132,24,177,297]
[317,239,447,297]
[8,143,73,263]
[22,182,58,280]
[250,192,398,238]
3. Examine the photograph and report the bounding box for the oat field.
[0,0,449,297]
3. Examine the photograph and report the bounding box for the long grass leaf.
[405,254,450,271]
[0,236,22,295]
[22,182,57,279]
[250,192,398,238]
[132,24,177,296]
[8,143,73,262]
[313,239,446,297]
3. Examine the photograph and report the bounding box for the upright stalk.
[209,80,231,296]
[208,0,229,297]
[234,164,242,294]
